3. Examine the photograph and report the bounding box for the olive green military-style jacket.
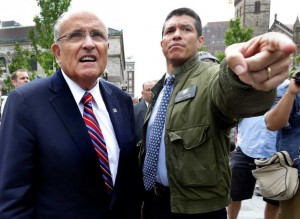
[139,54,276,214]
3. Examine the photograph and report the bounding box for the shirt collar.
[61,70,101,107]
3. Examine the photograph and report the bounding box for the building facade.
[125,57,135,97]
[202,21,229,56]
[234,0,270,36]
[204,0,299,65]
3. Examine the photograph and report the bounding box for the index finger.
[243,32,296,57]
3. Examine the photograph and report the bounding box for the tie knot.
[82,92,93,105]
[166,76,175,86]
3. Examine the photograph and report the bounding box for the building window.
[254,1,261,14]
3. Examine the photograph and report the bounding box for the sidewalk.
[238,193,265,219]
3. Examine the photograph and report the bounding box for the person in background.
[134,80,157,144]
[132,97,140,104]
[0,10,142,219]
[265,74,300,219]
[227,115,280,219]
[0,69,30,119]
[139,7,296,219]
[198,51,220,64]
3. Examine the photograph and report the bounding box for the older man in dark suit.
[0,10,142,219]
[134,80,157,144]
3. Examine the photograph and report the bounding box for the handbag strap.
[277,151,294,167]
[255,150,293,167]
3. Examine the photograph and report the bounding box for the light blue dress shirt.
[237,115,277,159]
[237,80,290,159]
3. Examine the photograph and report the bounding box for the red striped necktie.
[81,92,113,194]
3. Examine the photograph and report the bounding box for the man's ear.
[12,80,17,87]
[51,43,61,63]
[198,36,204,50]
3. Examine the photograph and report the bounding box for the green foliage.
[0,60,4,76]
[213,18,254,62]
[225,18,253,46]
[28,0,71,76]
[289,54,300,78]
[295,54,300,65]
[8,42,33,73]
[215,51,226,62]
[199,46,206,52]
[1,42,35,94]
[2,76,13,95]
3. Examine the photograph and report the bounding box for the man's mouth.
[169,43,183,49]
[80,55,96,62]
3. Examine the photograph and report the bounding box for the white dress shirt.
[62,71,120,185]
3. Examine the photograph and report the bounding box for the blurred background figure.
[0,69,30,121]
[227,115,280,219]
[134,80,157,144]
[265,74,300,219]
[198,51,220,64]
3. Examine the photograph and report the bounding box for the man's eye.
[91,31,105,40]
[165,29,174,34]
[69,32,84,39]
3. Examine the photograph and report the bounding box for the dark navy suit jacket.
[0,69,142,219]
[133,100,147,144]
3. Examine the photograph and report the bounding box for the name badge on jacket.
[175,85,197,103]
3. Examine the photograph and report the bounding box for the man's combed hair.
[11,69,28,80]
[162,7,202,37]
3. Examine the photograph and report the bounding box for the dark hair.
[162,7,202,37]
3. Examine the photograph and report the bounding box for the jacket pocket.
[168,124,218,186]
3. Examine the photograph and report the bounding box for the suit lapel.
[99,81,125,149]
[49,71,99,164]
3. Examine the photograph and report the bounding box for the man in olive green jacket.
[140,7,296,219]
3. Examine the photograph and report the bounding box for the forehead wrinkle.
[164,15,195,28]
[60,13,106,35]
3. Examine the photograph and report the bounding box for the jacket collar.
[173,53,200,77]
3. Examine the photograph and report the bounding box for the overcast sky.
[0,0,299,97]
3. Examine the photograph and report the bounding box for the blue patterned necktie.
[81,92,113,194]
[143,76,175,191]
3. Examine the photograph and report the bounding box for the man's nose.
[173,29,182,39]
[82,34,96,48]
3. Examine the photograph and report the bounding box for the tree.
[28,0,71,76]
[224,18,253,46]
[1,42,34,94]
[215,51,225,63]
[295,54,300,66]
[199,46,207,52]
[215,18,253,62]
[0,60,4,76]
[8,42,33,73]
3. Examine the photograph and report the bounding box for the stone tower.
[293,16,300,56]
[234,0,270,36]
